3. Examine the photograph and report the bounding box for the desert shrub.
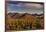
[6,16,44,30]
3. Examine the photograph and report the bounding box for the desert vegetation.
[6,13,44,30]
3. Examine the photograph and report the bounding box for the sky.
[7,1,44,14]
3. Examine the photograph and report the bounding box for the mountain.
[32,13,44,16]
[7,13,44,19]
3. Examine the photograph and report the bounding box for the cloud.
[7,2,43,14]
[24,3,43,9]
